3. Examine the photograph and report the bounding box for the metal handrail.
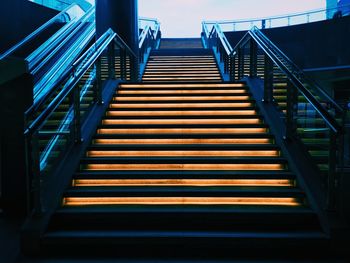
[28,7,94,72]
[249,30,341,134]
[33,23,95,101]
[214,24,233,56]
[24,29,116,137]
[0,3,83,60]
[139,25,152,49]
[115,34,138,59]
[251,27,344,114]
[205,25,343,135]
[203,4,350,31]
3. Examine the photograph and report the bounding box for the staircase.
[42,47,327,257]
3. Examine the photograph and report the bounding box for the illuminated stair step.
[145,65,219,69]
[114,96,250,101]
[119,83,245,88]
[142,77,222,81]
[101,119,262,125]
[148,60,216,63]
[87,150,279,157]
[109,102,254,108]
[143,74,221,77]
[145,69,220,73]
[63,197,300,206]
[73,179,294,187]
[106,110,257,116]
[93,138,272,145]
[97,127,268,134]
[117,90,248,95]
[84,163,284,171]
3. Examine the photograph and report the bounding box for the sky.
[139,0,326,37]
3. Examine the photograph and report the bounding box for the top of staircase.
[160,38,203,49]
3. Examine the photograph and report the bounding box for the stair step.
[109,103,255,109]
[74,170,295,180]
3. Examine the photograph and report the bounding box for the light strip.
[101,119,261,125]
[117,90,247,95]
[64,197,300,206]
[74,179,293,187]
[119,84,245,88]
[93,138,271,145]
[109,103,253,108]
[85,163,284,171]
[97,128,268,134]
[86,150,279,157]
[114,96,251,101]
[106,110,257,116]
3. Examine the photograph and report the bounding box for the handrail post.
[73,84,82,143]
[327,131,338,210]
[285,79,298,140]
[250,38,258,78]
[229,54,235,82]
[238,47,244,79]
[95,57,103,104]
[108,42,116,79]
[130,52,139,82]
[120,49,127,80]
[31,131,42,216]
[263,54,273,103]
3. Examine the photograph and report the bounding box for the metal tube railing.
[203,4,350,33]
[203,24,346,211]
[24,28,140,215]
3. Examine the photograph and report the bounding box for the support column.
[96,0,139,81]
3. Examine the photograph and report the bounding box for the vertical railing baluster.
[238,47,243,79]
[327,131,337,210]
[229,54,235,82]
[108,42,115,79]
[250,39,257,78]
[31,131,42,216]
[95,57,103,104]
[263,54,273,103]
[73,84,82,143]
[285,79,297,140]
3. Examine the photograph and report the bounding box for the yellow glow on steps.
[142,77,222,81]
[117,90,247,95]
[97,128,268,134]
[101,119,261,125]
[119,84,245,88]
[106,110,257,116]
[114,96,251,101]
[109,103,253,108]
[85,163,284,171]
[74,179,293,187]
[93,138,271,145]
[87,150,279,157]
[64,197,300,206]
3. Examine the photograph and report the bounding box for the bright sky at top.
[139,0,326,37]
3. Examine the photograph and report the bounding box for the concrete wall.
[225,15,350,70]
[0,0,58,53]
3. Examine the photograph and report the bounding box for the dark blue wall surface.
[0,0,58,53]
[225,15,350,70]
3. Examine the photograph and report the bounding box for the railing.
[203,25,346,211]
[0,3,84,61]
[0,4,93,90]
[203,4,350,33]
[28,0,93,12]
[139,18,161,76]
[24,29,138,215]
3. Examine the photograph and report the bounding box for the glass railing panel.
[204,4,350,32]
[295,93,332,177]
[79,65,97,122]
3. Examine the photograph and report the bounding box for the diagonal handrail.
[204,24,344,135]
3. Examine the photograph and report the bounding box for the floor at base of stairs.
[17,258,350,263]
